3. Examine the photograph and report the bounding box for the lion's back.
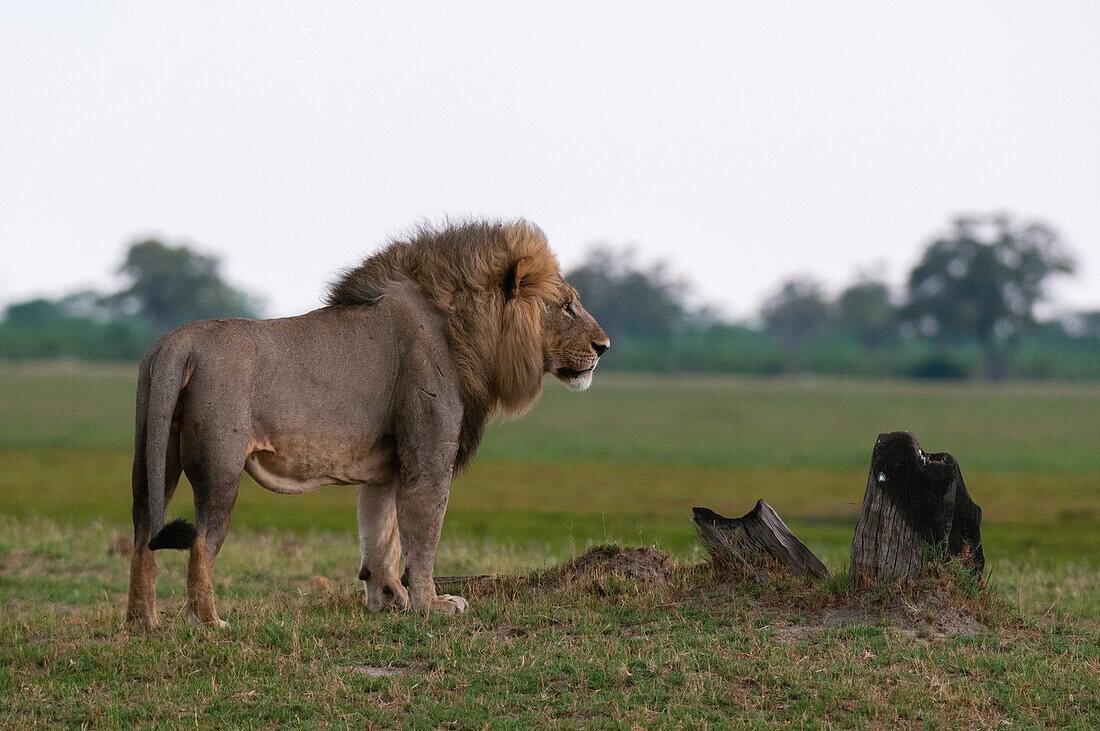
[239,286,458,431]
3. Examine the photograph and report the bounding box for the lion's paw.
[429,594,469,615]
[365,580,409,612]
[187,612,229,629]
[126,613,159,633]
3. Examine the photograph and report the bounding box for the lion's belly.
[244,434,399,494]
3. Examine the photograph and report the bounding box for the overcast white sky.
[3,1,1098,320]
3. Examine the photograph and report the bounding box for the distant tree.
[109,239,261,335]
[4,298,66,327]
[565,246,686,346]
[4,290,118,327]
[760,276,831,369]
[904,214,1075,380]
[1,290,154,361]
[1078,311,1100,341]
[835,275,899,351]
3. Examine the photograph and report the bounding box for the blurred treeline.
[2,213,1098,381]
[0,239,260,361]
[571,213,1100,382]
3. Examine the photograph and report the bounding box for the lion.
[125,220,610,629]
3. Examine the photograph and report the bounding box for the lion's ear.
[504,258,535,301]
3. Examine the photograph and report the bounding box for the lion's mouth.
[556,367,594,379]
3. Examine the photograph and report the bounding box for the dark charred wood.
[694,501,830,580]
[849,431,985,587]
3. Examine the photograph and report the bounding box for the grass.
[5,364,1100,474]
[1,363,1099,725]
[1,518,1097,728]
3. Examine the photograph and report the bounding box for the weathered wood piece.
[692,510,765,584]
[433,574,495,586]
[694,500,830,579]
[849,431,985,587]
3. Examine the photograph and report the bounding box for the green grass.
[1,363,1098,725]
[1,518,1097,728]
[5,364,1100,473]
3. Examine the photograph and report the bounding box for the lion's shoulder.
[323,219,564,470]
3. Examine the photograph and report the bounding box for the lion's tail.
[135,341,198,552]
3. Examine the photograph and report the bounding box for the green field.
[1,364,1098,726]
[2,364,1097,567]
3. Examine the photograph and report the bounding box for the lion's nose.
[592,339,610,357]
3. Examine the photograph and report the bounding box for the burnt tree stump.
[849,431,985,587]
[694,500,830,579]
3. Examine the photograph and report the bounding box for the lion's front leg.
[356,482,409,611]
[395,467,467,615]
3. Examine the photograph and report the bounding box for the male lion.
[126,220,609,629]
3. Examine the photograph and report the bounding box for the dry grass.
[2,517,1097,728]
[2,367,1098,725]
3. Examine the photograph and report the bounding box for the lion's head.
[539,283,609,393]
[326,219,608,467]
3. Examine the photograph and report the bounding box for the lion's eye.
[562,301,575,317]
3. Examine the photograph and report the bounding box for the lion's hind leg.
[126,548,159,631]
[126,426,183,631]
[185,472,240,628]
[357,482,409,611]
[183,432,247,628]
[185,532,229,628]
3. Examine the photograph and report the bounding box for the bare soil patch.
[308,659,430,678]
[767,587,984,643]
[336,664,412,678]
[828,585,984,636]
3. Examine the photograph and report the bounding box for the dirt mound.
[554,545,671,587]
[303,575,339,596]
[766,584,985,642]
[874,585,984,636]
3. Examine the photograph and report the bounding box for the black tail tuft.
[148,517,198,551]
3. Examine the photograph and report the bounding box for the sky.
[3,1,1098,321]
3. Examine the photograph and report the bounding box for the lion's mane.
[326,220,561,469]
